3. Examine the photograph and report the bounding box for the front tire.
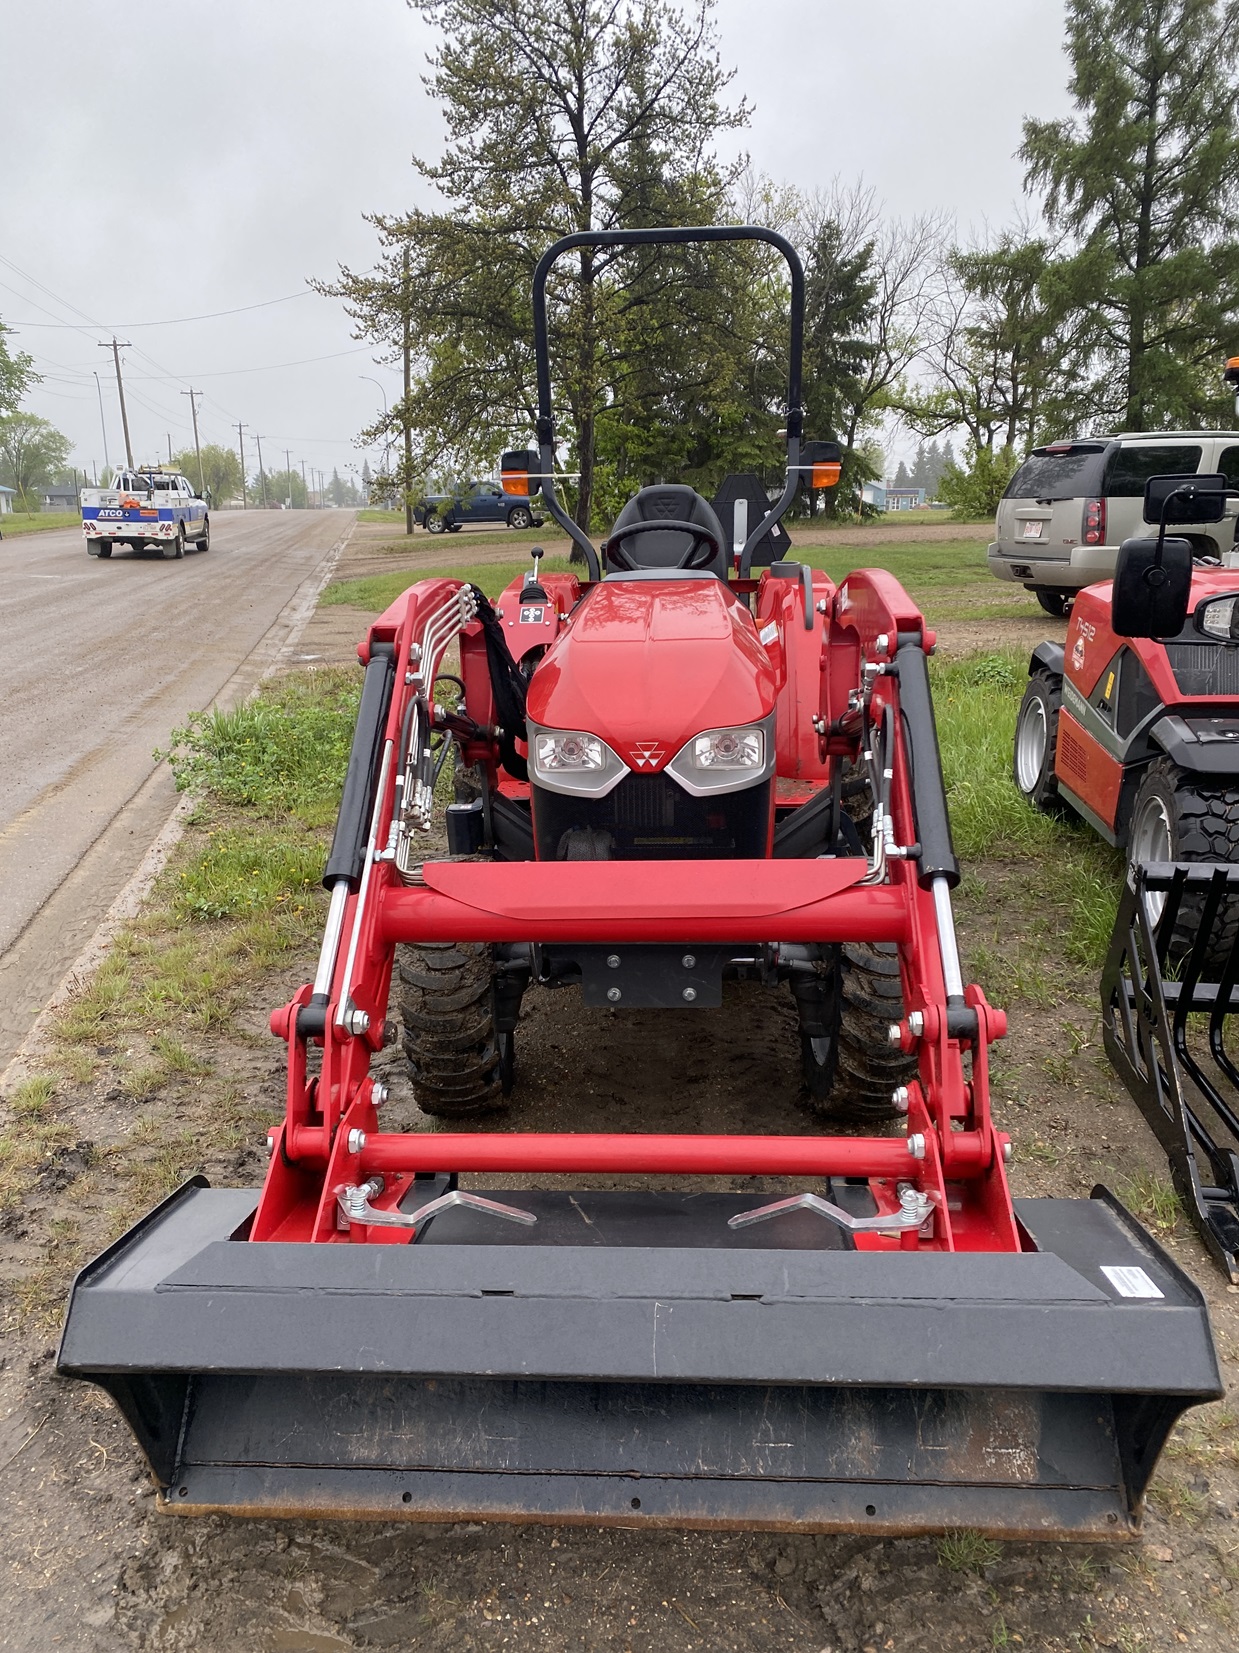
[1129,757,1239,962]
[1013,672,1063,812]
[196,517,210,551]
[397,941,508,1117]
[799,943,918,1121]
[1035,588,1073,618]
[507,505,533,530]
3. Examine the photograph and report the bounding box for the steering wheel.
[605,518,720,571]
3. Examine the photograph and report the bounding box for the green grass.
[798,538,994,598]
[160,668,361,828]
[0,510,80,535]
[357,508,405,524]
[937,1530,1002,1573]
[321,555,581,610]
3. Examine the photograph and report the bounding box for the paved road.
[0,510,351,1072]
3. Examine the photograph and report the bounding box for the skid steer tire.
[802,942,917,1122]
[1013,671,1064,814]
[397,941,508,1117]
[1130,756,1239,966]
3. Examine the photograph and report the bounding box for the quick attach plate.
[576,944,725,1008]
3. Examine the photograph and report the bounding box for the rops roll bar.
[530,226,806,580]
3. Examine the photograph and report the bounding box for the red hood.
[525,578,777,768]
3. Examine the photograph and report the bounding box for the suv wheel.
[1035,589,1074,618]
[1013,672,1063,812]
[507,505,533,530]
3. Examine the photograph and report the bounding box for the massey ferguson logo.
[629,742,666,768]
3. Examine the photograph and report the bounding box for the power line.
[3,291,316,329]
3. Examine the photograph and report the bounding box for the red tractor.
[1014,464,1239,957]
[59,228,1220,1539]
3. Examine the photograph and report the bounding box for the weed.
[937,1529,1002,1573]
[151,1034,211,1076]
[1146,1478,1208,1522]
[1024,1140,1062,1167]
[1116,1168,1181,1234]
[1164,1400,1239,1468]
[160,669,360,826]
[172,827,323,922]
[6,1076,55,1119]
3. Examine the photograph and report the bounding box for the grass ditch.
[0,509,80,536]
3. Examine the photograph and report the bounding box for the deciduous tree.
[0,412,71,510]
[171,444,241,506]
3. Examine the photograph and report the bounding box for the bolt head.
[607,954,621,969]
[681,954,696,969]
[606,986,621,1003]
[682,986,697,1002]
[347,1128,367,1154]
[907,1132,926,1160]
[1002,1140,1013,1163]
[891,1085,910,1112]
[346,1008,371,1036]
[887,1022,903,1047]
[265,1132,275,1157]
[906,1010,924,1038]
[371,1081,388,1107]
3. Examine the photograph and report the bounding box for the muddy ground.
[1,527,1237,1653]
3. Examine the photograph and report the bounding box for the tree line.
[323,0,1239,529]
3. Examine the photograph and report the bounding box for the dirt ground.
[2,528,1236,1653]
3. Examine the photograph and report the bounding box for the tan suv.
[988,432,1239,615]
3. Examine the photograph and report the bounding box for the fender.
[1029,641,1064,679]
[1149,714,1239,778]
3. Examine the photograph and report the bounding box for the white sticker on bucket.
[1100,1265,1163,1299]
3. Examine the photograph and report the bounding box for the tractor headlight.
[1197,595,1239,642]
[666,714,775,796]
[529,726,626,797]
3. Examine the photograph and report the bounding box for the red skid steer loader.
[58,228,1221,1539]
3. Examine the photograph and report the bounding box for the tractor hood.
[525,577,777,765]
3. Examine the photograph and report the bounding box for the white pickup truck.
[81,468,210,559]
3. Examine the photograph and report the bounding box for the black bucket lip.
[57,1182,1223,1400]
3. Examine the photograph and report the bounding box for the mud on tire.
[802,942,918,1122]
[397,940,507,1117]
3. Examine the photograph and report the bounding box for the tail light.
[1082,498,1106,545]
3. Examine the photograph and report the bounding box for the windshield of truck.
[1005,445,1110,500]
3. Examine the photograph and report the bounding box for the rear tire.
[507,505,533,530]
[801,943,918,1122]
[1130,757,1239,963]
[162,527,185,561]
[94,542,112,559]
[1013,672,1063,812]
[1035,588,1073,618]
[397,941,508,1117]
[426,512,447,535]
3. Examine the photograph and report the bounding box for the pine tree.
[1022,0,1239,429]
[892,459,912,488]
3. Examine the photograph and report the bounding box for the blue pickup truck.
[417,479,543,534]
[81,469,210,560]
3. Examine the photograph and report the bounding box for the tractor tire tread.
[396,939,507,1117]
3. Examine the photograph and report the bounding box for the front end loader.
[58,228,1221,1540]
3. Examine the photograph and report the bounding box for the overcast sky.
[2,0,1073,485]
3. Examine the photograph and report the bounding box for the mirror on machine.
[1111,472,1230,639]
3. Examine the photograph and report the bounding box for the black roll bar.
[530,226,806,580]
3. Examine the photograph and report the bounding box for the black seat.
[604,485,728,577]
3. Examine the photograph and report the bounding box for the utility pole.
[99,339,133,468]
[285,448,292,507]
[92,372,110,470]
[255,432,269,509]
[235,423,248,509]
[402,245,413,537]
[181,388,204,494]
[167,434,173,466]
[300,458,308,508]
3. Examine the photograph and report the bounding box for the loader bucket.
[59,1176,1220,1538]
[1102,860,1239,1281]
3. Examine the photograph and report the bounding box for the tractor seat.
[604,485,728,578]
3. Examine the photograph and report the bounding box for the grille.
[1164,644,1239,698]
[533,773,771,860]
[1057,725,1089,786]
